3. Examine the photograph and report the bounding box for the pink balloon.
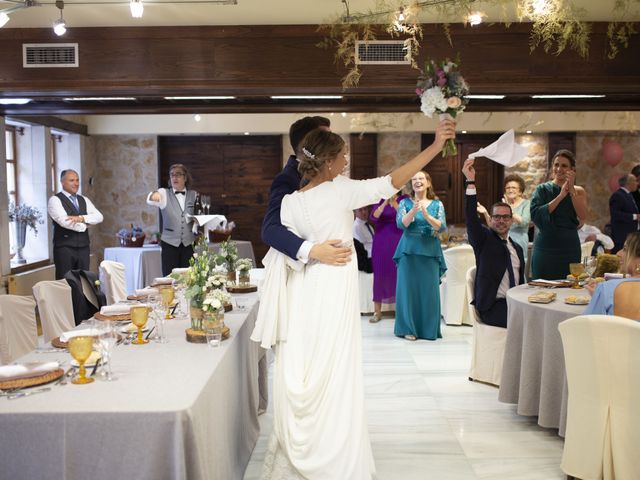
[602,141,624,167]
[608,174,621,192]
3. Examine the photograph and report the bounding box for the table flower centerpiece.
[236,258,253,286]
[416,58,469,157]
[9,202,44,264]
[216,240,239,285]
[200,288,232,332]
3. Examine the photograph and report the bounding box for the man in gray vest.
[147,163,197,275]
[48,169,104,279]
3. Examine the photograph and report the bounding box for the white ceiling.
[1,0,638,29]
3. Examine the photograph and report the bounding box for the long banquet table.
[498,284,588,436]
[0,293,264,480]
[103,245,163,294]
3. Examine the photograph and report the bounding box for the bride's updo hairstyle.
[298,129,345,179]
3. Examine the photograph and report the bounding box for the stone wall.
[87,135,158,260]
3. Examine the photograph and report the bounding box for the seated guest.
[462,158,525,328]
[578,223,614,255]
[609,173,639,253]
[632,164,640,212]
[354,238,372,273]
[353,206,374,258]
[585,232,640,315]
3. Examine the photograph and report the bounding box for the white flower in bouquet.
[205,272,227,290]
[236,258,253,272]
[420,87,448,117]
[202,296,222,313]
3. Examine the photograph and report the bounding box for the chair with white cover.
[442,244,475,325]
[559,315,640,480]
[32,280,75,343]
[99,260,127,304]
[0,295,37,365]
[466,266,507,386]
[581,240,595,259]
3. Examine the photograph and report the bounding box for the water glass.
[583,256,597,280]
[235,297,249,311]
[205,326,222,348]
[98,321,118,381]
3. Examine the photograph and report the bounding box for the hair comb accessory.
[302,147,316,159]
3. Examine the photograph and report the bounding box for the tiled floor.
[243,318,565,480]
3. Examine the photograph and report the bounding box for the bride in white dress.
[252,121,455,480]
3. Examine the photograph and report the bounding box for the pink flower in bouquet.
[416,87,424,95]
[447,96,462,109]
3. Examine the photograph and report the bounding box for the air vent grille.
[355,40,409,65]
[23,43,79,68]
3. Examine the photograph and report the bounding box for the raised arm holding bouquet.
[416,58,469,157]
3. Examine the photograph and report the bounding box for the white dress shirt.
[496,239,521,299]
[146,188,186,211]
[48,191,103,232]
[353,217,373,257]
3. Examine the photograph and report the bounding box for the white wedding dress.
[258,175,397,480]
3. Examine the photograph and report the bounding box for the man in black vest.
[47,169,103,279]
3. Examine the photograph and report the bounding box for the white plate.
[71,351,102,368]
[119,323,151,334]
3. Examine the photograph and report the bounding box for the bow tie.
[174,191,186,195]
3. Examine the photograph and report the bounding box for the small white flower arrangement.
[202,289,231,313]
[236,258,253,272]
[205,272,227,290]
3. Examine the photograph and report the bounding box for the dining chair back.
[613,281,640,320]
[442,244,475,325]
[0,295,37,365]
[559,314,640,480]
[32,279,75,343]
[466,266,507,386]
[99,260,127,304]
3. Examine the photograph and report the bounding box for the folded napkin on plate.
[100,304,132,316]
[135,287,159,296]
[468,129,528,167]
[60,328,101,342]
[0,361,60,381]
[604,273,624,280]
[152,277,174,285]
[171,267,189,274]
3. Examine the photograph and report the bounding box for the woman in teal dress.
[531,150,588,279]
[394,171,446,341]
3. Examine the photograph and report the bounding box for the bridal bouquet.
[416,58,470,157]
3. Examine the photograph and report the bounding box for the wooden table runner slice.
[0,368,64,390]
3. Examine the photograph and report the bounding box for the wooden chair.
[613,281,640,320]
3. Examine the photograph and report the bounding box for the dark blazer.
[64,270,107,326]
[465,193,525,312]
[632,189,640,213]
[261,155,306,260]
[609,188,639,253]
[354,238,373,273]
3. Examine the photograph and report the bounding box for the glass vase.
[226,270,236,285]
[238,271,250,286]
[190,300,204,331]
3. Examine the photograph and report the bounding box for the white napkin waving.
[100,304,132,316]
[152,277,174,286]
[0,361,60,381]
[468,129,528,167]
[135,287,160,297]
[60,328,101,342]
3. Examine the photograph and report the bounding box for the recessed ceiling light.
[194,114,201,122]
[341,112,347,117]
[0,98,32,105]
[531,94,606,99]
[164,96,236,100]
[244,132,250,136]
[64,97,137,101]
[526,130,532,134]
[467,11,484,26]
[465,95,505,99]
[461,130,467,134]
[270,95,343,100]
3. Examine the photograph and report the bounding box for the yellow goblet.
[69,336,95,385]
[160,287,175,319]
[569,263,585,289]
[130,305,150,345]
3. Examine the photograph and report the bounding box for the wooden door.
[420,134,504,225]
[158,135,282,263]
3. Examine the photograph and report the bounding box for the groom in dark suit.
[462,159,525,328]
[609,173,639,253]
[262,116,352,265]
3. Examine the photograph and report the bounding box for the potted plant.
[8,202,44,264]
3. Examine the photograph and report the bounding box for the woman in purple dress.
[369,191,407,322]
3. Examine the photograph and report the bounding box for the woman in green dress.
[530,150,588,279]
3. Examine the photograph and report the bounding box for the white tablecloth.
[104,245,163,294]
[209,240,256,265]
[0,294,264,480]
[498,284,589,436]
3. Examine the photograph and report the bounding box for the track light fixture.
[53,0,66,36]
[130,0,143,18]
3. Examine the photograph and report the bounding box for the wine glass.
[160,287,175,320]
[583,256,597,281]
[130,305,150,345]
[98,321,118,381]
[569,263,585,289]
[69,336,95,384]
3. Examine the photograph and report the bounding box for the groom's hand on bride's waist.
[310,240,352,266]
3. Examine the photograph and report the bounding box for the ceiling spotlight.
[0,12,10,28]
[526,130,533,134]
[341,112,347,117]
[467,11,484,26]
[397,7,405,22]
[194,114,201,122]
[53,0,66,36]
[244,132,250,136]
[130,0,143,18]
[461,130,467,134]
